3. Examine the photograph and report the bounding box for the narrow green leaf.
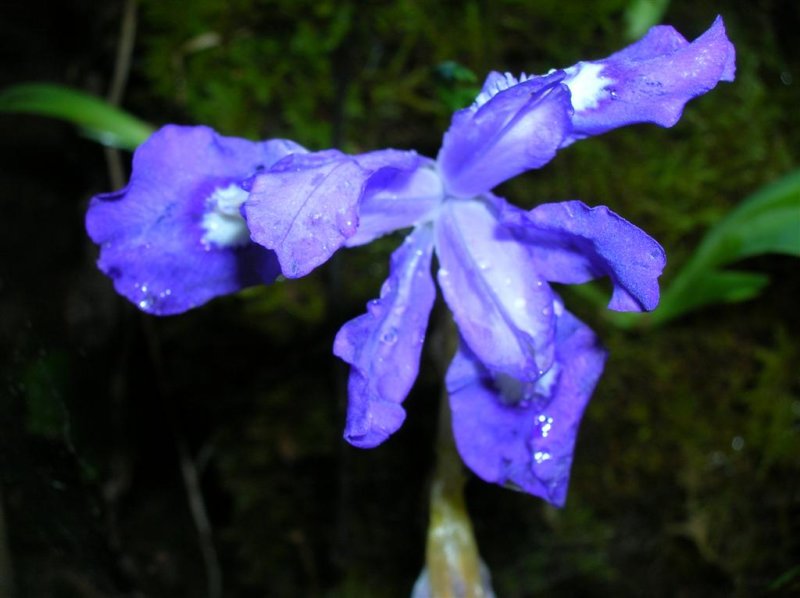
[642,170,799,326]
[0,83,154,150]
[692,169,800,266]
[650,270,769,326]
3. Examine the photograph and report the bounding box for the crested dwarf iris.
[87,18,735,506]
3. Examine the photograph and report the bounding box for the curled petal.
[446,304,607,506]
[502,200,666,311]
[562,16,736,144]
[435,197,555,381]
[437,73,572,197]
[346,160,443,247]
[85,125,301,315]
[245,149,420,278]
[333,225,436,448]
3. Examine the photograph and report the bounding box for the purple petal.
[85,125,302,315]
[346,159,443,247]
[446,303,607,506]
[244,150,366,278]
[561,16,736,144]
[333,225,436,448]
[244,149,420,278]
[437,72,573,197]
[434,197,555,381]
[352,148,420,173]
[502,200,666,311]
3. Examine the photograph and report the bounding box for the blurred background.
[0,0,798,596]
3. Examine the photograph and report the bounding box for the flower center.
[201,184,251,248]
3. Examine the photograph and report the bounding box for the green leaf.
[0,83,154,150]
[647,170,800,326]
[692,168,800,266]
[651,270,769,325]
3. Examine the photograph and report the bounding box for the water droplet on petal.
[533,451,551,464]
[335,211,356,236]
[381,327,398,345]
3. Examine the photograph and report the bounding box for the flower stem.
[425,382,487,597]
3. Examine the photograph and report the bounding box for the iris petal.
[244,150,368,278]
[334,224,436,448]
[245,149,420,277]
[437,73,572,197]
[435,197,555,381]
[346,160,443,247]
[502,199,666,311]
[446,304,607,506]
[85,125,301,315]
[562,16,736,144]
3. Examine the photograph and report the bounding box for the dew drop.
[533,451,551,464]
[335,211,356,235]
[381,327,399,345]
[536,415,554,438]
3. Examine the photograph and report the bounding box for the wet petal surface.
[502,200,666,311]
[346,161,443,247]
[562,16,736,144]
[334,225,436,448]
[85,125,300,315]
[437,73,572,197]
[446,304,606,506]
[435,197,555,380]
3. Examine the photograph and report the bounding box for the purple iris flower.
[86,125,305,314]
[87,18,734,505]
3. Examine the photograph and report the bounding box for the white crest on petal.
[563,61,613,112]
[473,72,532,109]
[201,184,251,248]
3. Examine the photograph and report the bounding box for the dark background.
[1,0,798,596]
